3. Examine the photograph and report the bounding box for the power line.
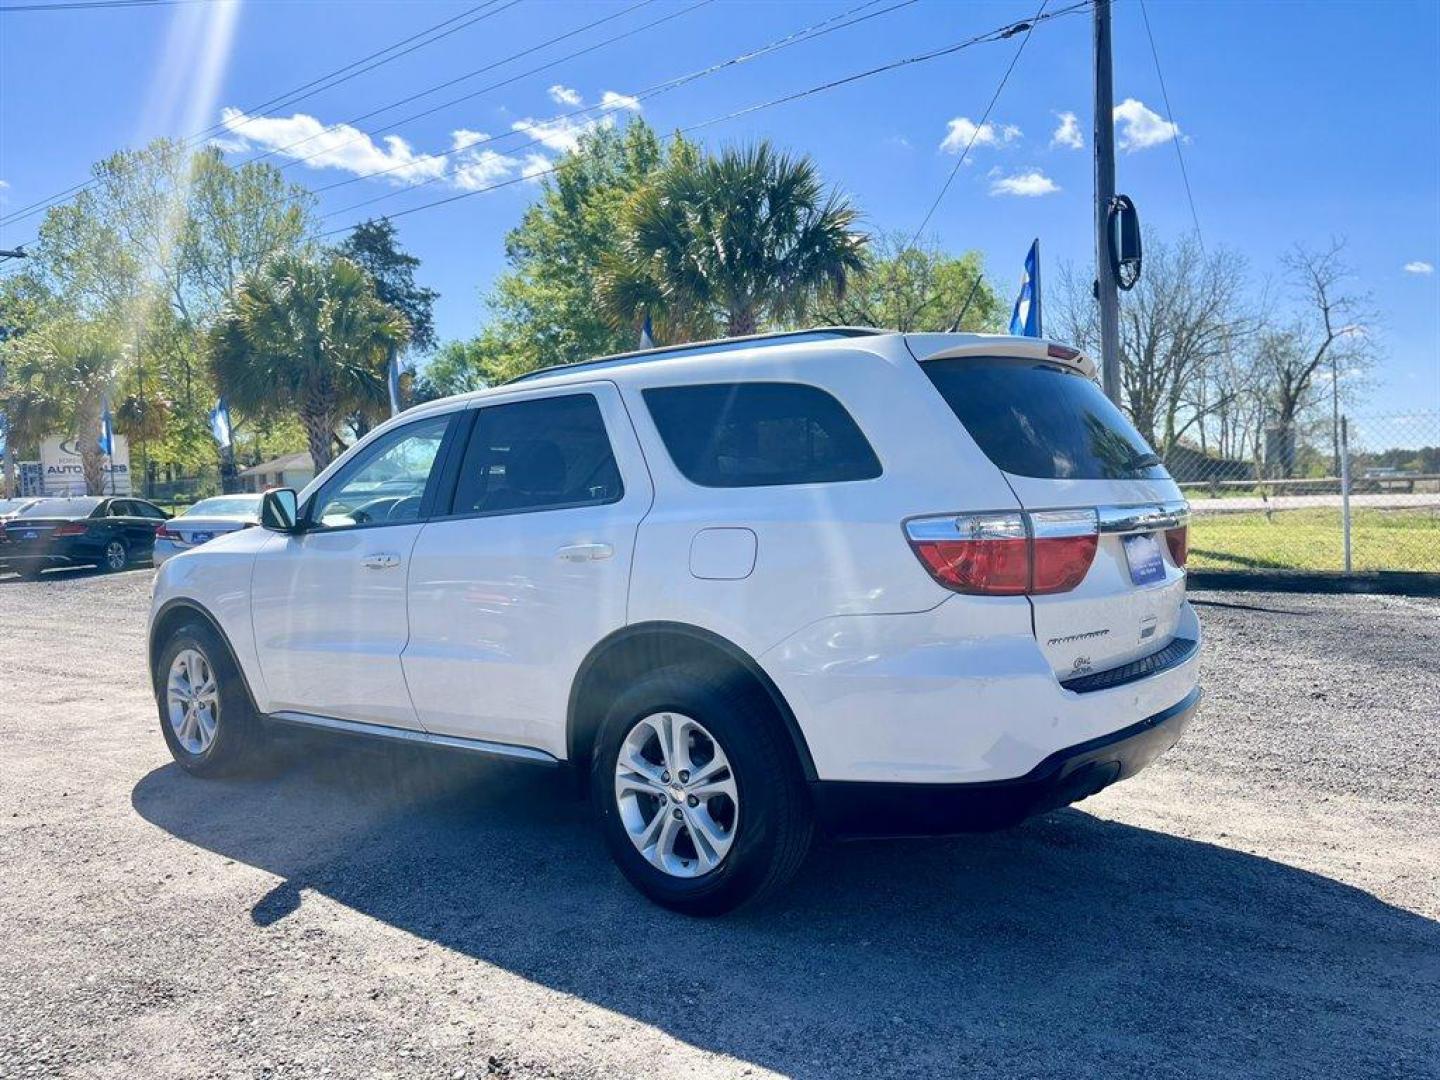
[6,0,910,246]
[1138,0,1202,246]
[903,0,1051,254]
[0,0,515,226]
[315,2,1087,241]
[244,0,671,175]
[312,0,911,213]
[1,0,213,12]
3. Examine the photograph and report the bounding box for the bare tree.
[1053,234,1252,455]
[1263,240,1374,475]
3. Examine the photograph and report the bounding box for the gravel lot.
[1,568,1436,1079]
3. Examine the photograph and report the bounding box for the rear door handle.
[556,543,614,562]
[361,552,401,570]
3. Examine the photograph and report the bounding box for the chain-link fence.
[1176,412,1439,575]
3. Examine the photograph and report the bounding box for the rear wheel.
[592,667,813,915]
[101,539,128,572]
[156,621,266,777]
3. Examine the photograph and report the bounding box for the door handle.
[361,552,401,570]
[556,542,614,562]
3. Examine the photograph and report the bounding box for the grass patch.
[1189,507,1440,572]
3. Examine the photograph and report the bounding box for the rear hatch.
[906,337,1189,683]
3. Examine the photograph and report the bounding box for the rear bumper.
[811,686,1200,838]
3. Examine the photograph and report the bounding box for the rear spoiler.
[902,333,1097,380]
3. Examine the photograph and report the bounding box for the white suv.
[148,329,1200,914]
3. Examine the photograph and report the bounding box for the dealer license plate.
[1122,532,1166,587]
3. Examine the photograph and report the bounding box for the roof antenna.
[947,271,986,332]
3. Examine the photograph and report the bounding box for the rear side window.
[922,358,1167,481]
[451,393,623,516]
[643,383,882,488]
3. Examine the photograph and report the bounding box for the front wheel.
[155,621,266,777]
[592,668,813,915]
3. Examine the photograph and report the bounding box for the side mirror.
[260,488,301,533]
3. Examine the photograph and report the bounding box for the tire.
[591,666,813,915]
[101,539,128,573]
[19,564,44,580]
[155,620,266,777]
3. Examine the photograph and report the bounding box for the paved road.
[1,568,1437,1079]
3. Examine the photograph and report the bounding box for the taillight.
[907,512,1030,594]
[1165,524,1189,567]
[1029,510,1101,593]
[53,522,87,537]
[906,509,1099,596]
[156,524,180,541]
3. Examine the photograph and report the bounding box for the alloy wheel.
[104,541,126,571]
[613,712,739,878]
[167,648,219,755]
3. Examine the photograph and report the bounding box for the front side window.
[643,382,882,488]
[312,415,450,528]
[450,393,623,516]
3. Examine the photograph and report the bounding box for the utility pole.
[1093,0,1122,404]
[0,246,27,498]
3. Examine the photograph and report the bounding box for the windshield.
[17,497,103,518]
[922,357,1168,481]
[183,496,262,518]
[0,499,33,514]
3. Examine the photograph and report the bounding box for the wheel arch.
[148,598,258,711]
[567,621,818,782]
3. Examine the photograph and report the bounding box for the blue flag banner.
[209,398,233,450]
[98,397,114,456]
[388,346,403,417]
[1008,239,1043,338]
[639,313,655,350]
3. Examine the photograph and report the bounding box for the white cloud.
[1113,98,1179,151]
[1051,111,1083,150]
[0,179,9,188]
[1403,260,1434,275]
[939,116,1021,156]
[599,90,642,113]
[511,88,641,154]
[219,107,449,185]
[989,169,1061,197]
[548,84,582,107]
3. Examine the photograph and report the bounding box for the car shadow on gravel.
[131,738,1439,1079]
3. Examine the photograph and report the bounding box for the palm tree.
[599,142,867,339]
[6,319,122,494]
[209,253,409,472]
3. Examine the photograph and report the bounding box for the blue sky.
[1,0,1436,414]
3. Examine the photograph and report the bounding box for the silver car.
[152,495,262,566]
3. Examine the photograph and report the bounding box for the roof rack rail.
[504,327,891,385]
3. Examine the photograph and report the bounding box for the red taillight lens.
[1030,510,1101,593]
[53,522,87,537]
[156,524,179,540]
[1165,524,1188,567]
[906,510,1099,596]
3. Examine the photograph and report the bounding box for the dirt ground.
[0,567,1436,1079]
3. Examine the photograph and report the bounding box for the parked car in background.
[0,498,40,520]
[148,328,1201,914]
[153,495,263,567]
[1,496,170,577]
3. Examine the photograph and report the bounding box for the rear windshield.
[922,358,1167,481]
[184,496,262,518]
[17,497,103,518]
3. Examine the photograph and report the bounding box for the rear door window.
[450,393,624,516]
[922,357,1166,481]
[643,382,882,488]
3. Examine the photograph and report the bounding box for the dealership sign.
[39,436,131,496]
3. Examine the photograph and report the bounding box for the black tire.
[591,666,813,915]
[100,538,128,573]
[19,564,45,580]
[155,620,266,777]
